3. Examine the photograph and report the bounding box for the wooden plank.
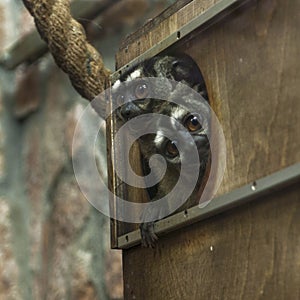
[112,0,300,240]
[115,0,300,297]
[113,0,249,81]
[181,0,300,196]
[119,0,193,49]
[123,183,300,299]
[116,0,220,68]
[117,163,300,248]
[115,0,300,199]
[111,0,238,238]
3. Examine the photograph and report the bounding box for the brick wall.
[0,2,121,299]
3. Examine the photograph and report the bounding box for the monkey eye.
[116,94,125,104]
[184,114,203,132]
[134,81,149,99]
[165,140,179,158]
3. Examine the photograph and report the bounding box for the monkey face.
[111,54,207,122]
[112,55,211,247]
[152,108,210,175]
[112,77,154,121]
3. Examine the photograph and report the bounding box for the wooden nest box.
[107,0,300,298]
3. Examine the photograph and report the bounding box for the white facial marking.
[127,69,141,81]
[154,130,165,147]
[112,79,121,91]
[171,106,186,121]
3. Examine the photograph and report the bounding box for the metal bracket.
[117,163,300,249]
[111,0,251,82]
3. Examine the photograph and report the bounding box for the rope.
[22,0,111,101]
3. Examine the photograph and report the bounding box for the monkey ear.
[171,55,204,85]
[171,58,189,80]
[170,55,208,97]
[192,83,208,101]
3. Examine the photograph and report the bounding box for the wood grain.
[123,183,300,299]
[116,0,219,69]
[110,0,300,297]
[182,0,300,196]
[119,0,193,49]
[112,0,300,238]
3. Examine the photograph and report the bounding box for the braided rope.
[22,0,111,100]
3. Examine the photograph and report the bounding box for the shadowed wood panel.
[123,183,300,299]
[114,0,300,204]
[180,0,300,196]
[111,0,300,297]
[111,0,300,240]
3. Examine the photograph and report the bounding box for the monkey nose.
[198,135,209,147]
[197,136,210,156]
[120,103,139,120]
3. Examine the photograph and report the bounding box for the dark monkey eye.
[134,81,149,99]
[184,114,203,132]
[116,94,125,104]
[165,140,179,158]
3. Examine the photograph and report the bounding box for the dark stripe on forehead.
[117,62,143,82]
[142,56,160,77]
[117,56,160,82]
